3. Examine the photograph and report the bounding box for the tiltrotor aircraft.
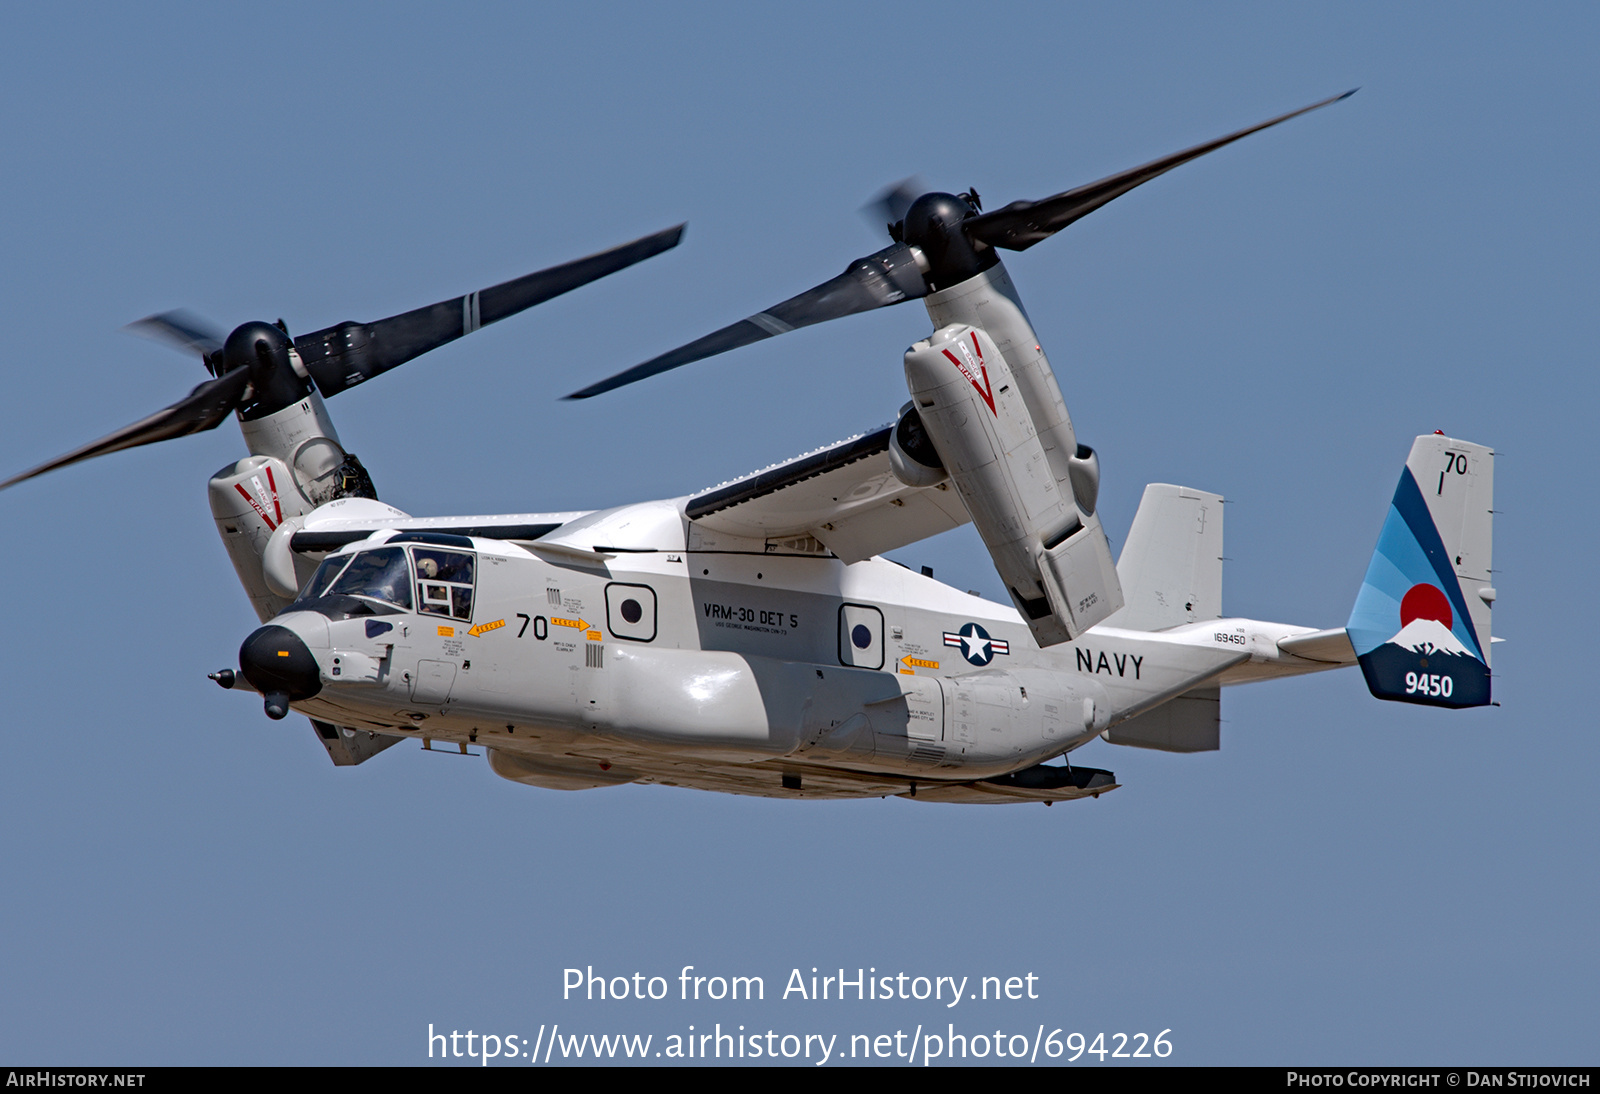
[2,91,1498,805]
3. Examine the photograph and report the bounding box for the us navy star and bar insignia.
[944,622,1010,667]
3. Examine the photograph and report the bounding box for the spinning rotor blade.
[963,89,1356,252]
[4,228,684,491]
[0,367,252,491]
[569,93,1353,399]
[125,310,226,360]
[296,224,685,397]
[565,240,927,399]
[863,177,927,236]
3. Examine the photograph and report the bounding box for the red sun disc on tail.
[1400,583,1452,629]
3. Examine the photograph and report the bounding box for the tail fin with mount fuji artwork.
[1347,434,1494,708]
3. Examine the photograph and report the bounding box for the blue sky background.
[0,2,1593,1066]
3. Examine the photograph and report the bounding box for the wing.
[684,425,969,562]
[288,506,593,553]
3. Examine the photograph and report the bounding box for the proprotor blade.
[565,240,927,399]
[295,224,685,398]
[0,367,252,491]
[863,177,927,237]
[963,89,1356,252]
[125,310,226,359]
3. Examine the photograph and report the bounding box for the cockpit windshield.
[302,555,351,600]
[300,546,413,610]
[294,543,477,618]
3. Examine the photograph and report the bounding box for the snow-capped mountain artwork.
[1384,617,1474,659]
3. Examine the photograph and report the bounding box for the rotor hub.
[223,321,311,420]
[900,192,994,291]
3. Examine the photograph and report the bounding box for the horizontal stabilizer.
[1277,628,1357,665]
[1103,686,1220,753]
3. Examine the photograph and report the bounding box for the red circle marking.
[1400,583,1452,629]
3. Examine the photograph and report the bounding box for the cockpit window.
[325,546,413,610]
[411,547,475,621]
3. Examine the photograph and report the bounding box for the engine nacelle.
[209,454,314,621]
[208,394,380,621]
[904,324,1123,644]
[887,403,948,488]
[1068,444,1099,515]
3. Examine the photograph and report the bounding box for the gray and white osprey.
[2,92,1498,805]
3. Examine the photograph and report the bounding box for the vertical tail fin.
[1110,484,1224,630]
[1347,434,1495,708]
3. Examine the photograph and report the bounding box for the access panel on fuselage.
[686,545,850,664]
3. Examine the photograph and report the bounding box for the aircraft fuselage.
[246,497,1337,798]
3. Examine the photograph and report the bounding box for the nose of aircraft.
[239,624,322,720]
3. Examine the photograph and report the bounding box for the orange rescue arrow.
[552,616,601,640]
